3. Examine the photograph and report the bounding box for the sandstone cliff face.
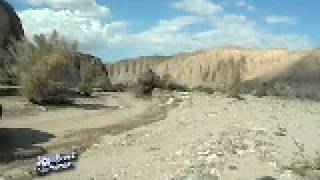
[0,0,25,85]
[105,56,171,85]
[106,48,297,87]
[106,47,320,97]
[155,48,296,87]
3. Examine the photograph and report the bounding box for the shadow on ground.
[46,103,120,111]
[0,128,55,162]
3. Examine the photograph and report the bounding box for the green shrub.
[10,30,78,104]
[77,81,93,97]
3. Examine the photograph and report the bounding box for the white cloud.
[19,1,126,52]
[235,0,255,11]
[265,15,296,25]
[19,0,312,60]
[28,0,110,20]
[171,0,223,16]
[235,0,246,7]
[111,12,312,58]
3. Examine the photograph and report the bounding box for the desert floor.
[0,92,320,180]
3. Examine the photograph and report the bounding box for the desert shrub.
[136,69,161,96]
[224,58,242,98]
[99,77,112,92]
[160,74,189,92]
[10,30,78,104]
[77,81,93,97]
[254,82,268,98]
[110,83,127,92]
[192,86,215,94]
[77,61,97,96]
[285,152,320,177]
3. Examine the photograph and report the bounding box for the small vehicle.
[35,164,50,176]
[49,160,62,171]
[34,151,78,176]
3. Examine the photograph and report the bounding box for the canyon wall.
[106,47,320,98]
[105,56,172,85]
[106,48,305,89]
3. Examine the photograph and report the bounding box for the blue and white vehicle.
[35,151,78,176]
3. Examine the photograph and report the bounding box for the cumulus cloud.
[265,15,296,25]
[235,0,255,11]
[18,0,313,60]
[28,0,110,20]
[19,0,127,53]
[171,0,223,16]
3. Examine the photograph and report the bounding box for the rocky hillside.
[107,48,320,97]
[105,55,172,85]
[0,0,25,84]
[106,48,296,86]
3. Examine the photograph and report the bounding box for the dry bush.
[77,81,93,97]
[136,69,161,96]
[10,30,78,104]
[224,57,242,98]
[254,82,268,98]
[160,74,189,92]
[99,77,112,92]
[77,62,97,96]
[192,86,215,94]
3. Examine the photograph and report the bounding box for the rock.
[93,144,100,148]
[256,176,276,180]
[0,1,24,48]
[228,165,238,170]
[176,150,183,155]
[0,0,25,84]
[149,146,160,151]
[274,127,287,136]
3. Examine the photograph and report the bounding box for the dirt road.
[0,92,162,179]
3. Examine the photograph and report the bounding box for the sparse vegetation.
[160,74,189,92]
[136,69,161,96]
[282,140,320,178]
[225,58,242,98]
[98,77,112,92]
[77,61,97,96]
[105,83,127,92]
[10,30,78,104]
[77,81,93,97]
[192,86,215,94]
[254,82,268,98]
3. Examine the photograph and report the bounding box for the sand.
[1,91,318,179]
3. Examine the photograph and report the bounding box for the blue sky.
[11,0,320,62]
